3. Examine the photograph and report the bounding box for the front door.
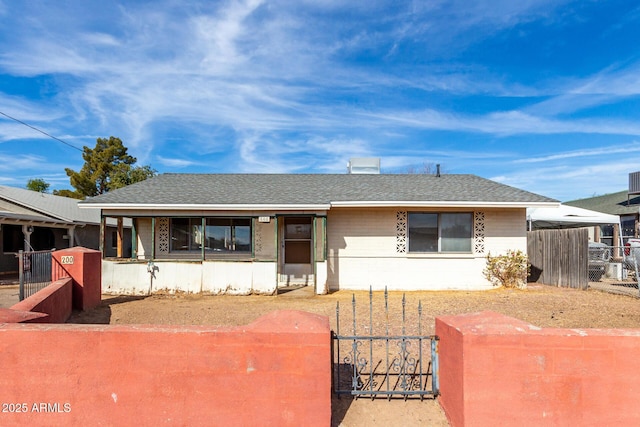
[279,216,314,286]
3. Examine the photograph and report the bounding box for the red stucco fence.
[0,310,330,426]
[0,247,100,324]
[436,311,640,427]
[0,247,331,426]
[6,277,73,323]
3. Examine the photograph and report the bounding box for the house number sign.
[61,256,74,265]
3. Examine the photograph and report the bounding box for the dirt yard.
[68,284,640,330]
[65,284,640,427]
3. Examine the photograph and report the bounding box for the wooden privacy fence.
[527,228,588,289]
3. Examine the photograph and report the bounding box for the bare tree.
[405,162,443,175]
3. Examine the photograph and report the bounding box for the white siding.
[316,261,328,294]
[136,218,153,259]
[102,260,277,295]
[201,260,274,295]
[102,260,202,294]
[484,209,527,254]
[254,220,276,260]
[326,207,527,291]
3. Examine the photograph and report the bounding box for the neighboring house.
[565,172,640,246]
[80,172,558,295]
[0,185,131,278]
[565,190,639,246]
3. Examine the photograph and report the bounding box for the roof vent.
[347,158,380,174]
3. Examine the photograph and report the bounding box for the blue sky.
[1,1,640,202]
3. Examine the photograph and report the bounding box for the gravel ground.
[63,284,640,427]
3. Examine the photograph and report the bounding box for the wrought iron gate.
[332,289,439,398]
[18,249,53,301]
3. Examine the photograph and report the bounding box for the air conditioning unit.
[347,157,380,174]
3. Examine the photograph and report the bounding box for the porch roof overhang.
[0,211,76,227]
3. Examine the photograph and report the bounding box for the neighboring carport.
[526,204,620,231]
[526,204,631,290]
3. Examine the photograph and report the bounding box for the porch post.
[251,217,256,259]
[312,216,316,293]
[201,217,206,261]
[99,216,105,258]
[21,225,33,251]
[131,219,137,259]
[68,226,75,247]
[117,217,124,258]
[274,216,279,289]
[613,223,621,259]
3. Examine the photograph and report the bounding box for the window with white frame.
[408,212,472,253]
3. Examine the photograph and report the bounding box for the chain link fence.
[588,244,640,297]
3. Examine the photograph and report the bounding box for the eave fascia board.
[80,201,559,211]
[79,203,332,211]
[0,217,75,226]
[329,201,560,208]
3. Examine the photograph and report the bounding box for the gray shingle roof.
[0,210,73,225]
[565,190,639,216]
[80,173,557,207]
[0,185,100,224]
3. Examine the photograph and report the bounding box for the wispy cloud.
[0,0,590,150]
[524,61,640,116]
[514,142,640,163]
[364,109,640,137]
[492,158,640,201]
[155,156,202,168]
[0,153,48,171]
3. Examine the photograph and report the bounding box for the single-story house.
[0,185,131,278]
[80,172,558,295]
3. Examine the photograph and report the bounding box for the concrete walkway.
[277,285,316,298]
[0,285,19,308]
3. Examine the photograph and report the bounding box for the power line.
[0,110,83,152]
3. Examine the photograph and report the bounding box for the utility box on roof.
[347,157,380,174]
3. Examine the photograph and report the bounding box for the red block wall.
[52,247,101,310]
[0,310,331,427]
[9,278,73,323]
[436,311,640,427]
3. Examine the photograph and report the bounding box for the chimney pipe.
[436,164,441,177]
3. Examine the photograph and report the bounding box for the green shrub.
[483,250,530,289]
